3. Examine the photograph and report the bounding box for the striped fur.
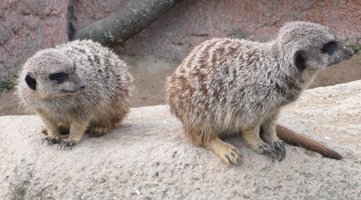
[166,21,353,165]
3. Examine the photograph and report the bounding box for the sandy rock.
[1,81,361,199]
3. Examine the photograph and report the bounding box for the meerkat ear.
[294,50,307,70]
[25,74,37,90]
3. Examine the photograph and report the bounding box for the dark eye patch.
[322,41,338,55]
[49,72,68,84]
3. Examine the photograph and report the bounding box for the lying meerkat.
[166,21,353,164]
[17,40,134,149]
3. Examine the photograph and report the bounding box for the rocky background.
[0,0,70,90]
[1,81,361,199]
[1,0,361,89]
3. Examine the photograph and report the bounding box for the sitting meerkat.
[17,40,134,149]
[166,21,353,165]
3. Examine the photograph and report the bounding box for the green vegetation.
[0,76,17,93]
[345,38,361,54]
[0,57,20,94]
[12,183,26,200]
[11,160,34,200]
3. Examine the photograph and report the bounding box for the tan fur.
[17,40,134,149]
[166,21,353,165]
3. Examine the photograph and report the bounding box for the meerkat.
[17,40,134,149]
[166,21,353,165]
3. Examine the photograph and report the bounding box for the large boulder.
[1,80,360,199]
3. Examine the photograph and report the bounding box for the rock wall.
[0,0,69,89]
[1,0,361,85]
[1,80,361,199]
[112,0,361,60]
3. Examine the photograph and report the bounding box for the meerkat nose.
[79,82,86,90]
[348,49,354,59]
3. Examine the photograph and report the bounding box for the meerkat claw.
[259,145,278,162]
[273,141,286,162]
[89,126,108,137]
[227,148,242,165]
[59,140,75,150]
[225,154,241,165]
[41,129,48,135]
[224,153,241,165]
[42,136,59,145]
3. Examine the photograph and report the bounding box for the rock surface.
[1,81,361,199]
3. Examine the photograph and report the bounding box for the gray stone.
[0,81,361,199]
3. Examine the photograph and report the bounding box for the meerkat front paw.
[59,140,75,150]
[221,147,242,165]
[59,137,81,150]
[206,138,242,165]
[42,135,61,145]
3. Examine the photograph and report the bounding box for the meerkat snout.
[48,71,84,94]
[79,82,85,90]
[343,48,353,60]
[321,41,353,65]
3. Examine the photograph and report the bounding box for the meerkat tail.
[276,125,342,160]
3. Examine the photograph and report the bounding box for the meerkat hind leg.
[259,114,286,161]
[87,119,115,137]
[205,137,242,165]
[89,125,112,137]
[243,127,281,162]
[260,126,286,161]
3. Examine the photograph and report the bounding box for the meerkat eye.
[322,41,338,55]
[49,72,68,84]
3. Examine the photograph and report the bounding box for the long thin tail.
[276,125,342,160]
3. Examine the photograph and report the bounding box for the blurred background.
[1,0,360,115]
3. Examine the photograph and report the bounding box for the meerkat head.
[277,21,354,71]
[22,49,85,99]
